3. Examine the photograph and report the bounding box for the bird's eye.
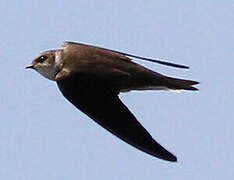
[37,55,47,63]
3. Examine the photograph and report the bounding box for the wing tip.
[152,151,177,162]
[163,154,177,162]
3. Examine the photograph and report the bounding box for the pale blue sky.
[1,1,233,179]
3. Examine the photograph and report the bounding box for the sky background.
[1,1,233,179]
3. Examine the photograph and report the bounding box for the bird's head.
[26,50,63,81]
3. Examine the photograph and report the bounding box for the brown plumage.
[26,41,199,162]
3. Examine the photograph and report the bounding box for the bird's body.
[27,41,199,162]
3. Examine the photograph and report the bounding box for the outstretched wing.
[63,42,189,69]
[57,74,177,162]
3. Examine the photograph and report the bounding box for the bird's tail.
[124,77,199,92]
[165,77,199,91]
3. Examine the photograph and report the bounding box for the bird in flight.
[26,42,199,162]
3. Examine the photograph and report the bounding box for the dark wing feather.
[63,42,189,69]
[57,75,177,162]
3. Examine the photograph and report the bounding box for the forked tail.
[165,77,199,91]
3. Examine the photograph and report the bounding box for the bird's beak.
[25,64,34,69]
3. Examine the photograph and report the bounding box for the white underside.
[121,86,181,93]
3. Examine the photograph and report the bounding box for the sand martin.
[26,42,199,162]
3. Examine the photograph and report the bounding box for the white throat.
[55,50,63,67]
[37,67,58,81]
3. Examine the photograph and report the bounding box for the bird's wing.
[57,73,177,162]
[60,42,198,92]
[62,41,133,63]
[63,41,189,69]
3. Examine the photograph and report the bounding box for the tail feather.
[166,77,199,91]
